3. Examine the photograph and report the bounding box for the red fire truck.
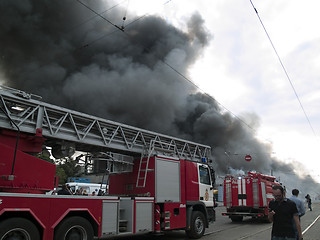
[222,172,279,222]
[0,86,216,240]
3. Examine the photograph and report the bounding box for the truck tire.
[186,211,205,239]
[0,217,40,240]
[54,216,94,240]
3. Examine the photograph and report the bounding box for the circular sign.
[245,155,252,162]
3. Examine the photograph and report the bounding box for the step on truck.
[222,172,279,222]
[0,86,217,240]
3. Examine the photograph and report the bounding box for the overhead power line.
[69,0,128,32]
[249,0,317,138]
[75,0,124,31]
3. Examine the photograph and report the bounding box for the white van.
[66,182,107,195]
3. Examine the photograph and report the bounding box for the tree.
[36,147,54,164]
[55,157,82,184]
[55,166,67,184]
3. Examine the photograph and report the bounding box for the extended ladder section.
[0,86,212,163]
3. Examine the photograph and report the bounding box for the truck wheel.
[0,217,40,240]
[186,211,205,239]
[230,216,243,222]
[54,216,94,240]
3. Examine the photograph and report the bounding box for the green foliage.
[37,148,54,164]
[55,157,82,184]
[37,153,54,164]
[55,166,67,184]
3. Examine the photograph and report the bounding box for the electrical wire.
[120,0,130,29]
[69,0,128,32]
[249,0,318,138]
[75,0,124,31]
[161,61,257,132]
[75,28,120,51]
[15,0,130,82]
[75,0,149,32]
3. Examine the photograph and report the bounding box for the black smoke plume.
[0,0,319,198]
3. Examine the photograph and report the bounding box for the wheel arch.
[53,210,99,237]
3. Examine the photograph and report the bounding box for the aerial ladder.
[0,85,212,189]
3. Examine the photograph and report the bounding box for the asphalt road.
[117,202,320,240]
[206,202,320,240]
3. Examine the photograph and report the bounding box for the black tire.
[230,216,243,222]
[186,211,206,239]
[54,216,94,240]
[0,217,40,240]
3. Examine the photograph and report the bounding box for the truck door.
[198,164,214,207]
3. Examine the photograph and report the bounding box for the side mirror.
[209,166,216,186]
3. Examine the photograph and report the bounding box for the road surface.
[124,202,320,240]
[207,202,319,240]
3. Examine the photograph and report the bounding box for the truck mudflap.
[206,207,216,223]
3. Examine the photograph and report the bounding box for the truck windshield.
[199,166,211,185]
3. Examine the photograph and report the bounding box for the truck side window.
[199,166,211,185]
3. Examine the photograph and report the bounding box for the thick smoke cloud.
[0,0,319,197]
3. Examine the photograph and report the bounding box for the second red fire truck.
[222,171,280,222]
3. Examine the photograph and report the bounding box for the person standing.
[57,184,72,195]
[290,189,305,239]
[290,189,305,219]
[269,185,303,240]
[305,194,312,211]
